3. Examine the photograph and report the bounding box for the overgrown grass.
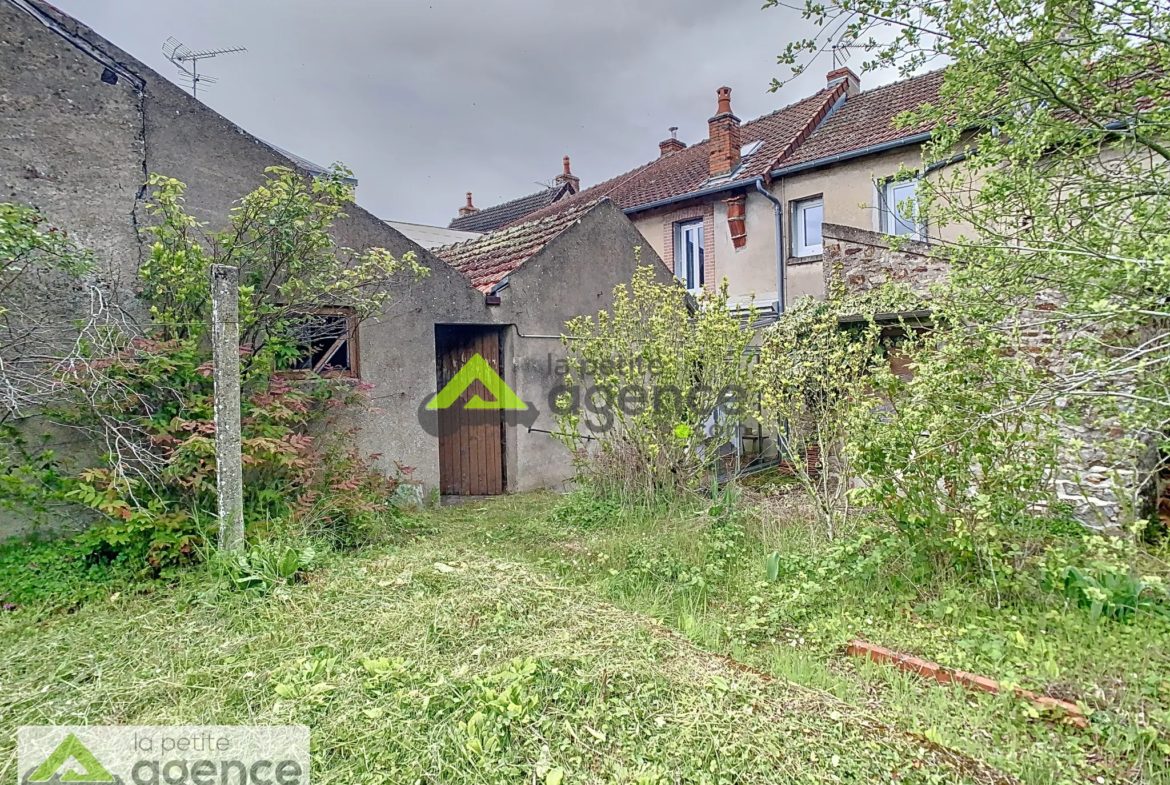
[0,523,998,784]
[422,490,1170,785]
[4,488,1168,783]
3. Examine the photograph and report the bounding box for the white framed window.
[675,220,705,293]
[791,196,824,257]
[880,178,924,239]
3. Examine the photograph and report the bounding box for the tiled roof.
[516,88,844,223]
[435,199,601,292]
[448,183,574,232]
[775,70,945,169]
[515,71,945,225]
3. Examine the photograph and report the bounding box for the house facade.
[514,68,959,317]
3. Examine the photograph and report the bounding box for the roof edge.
[622,178,756,216]
[769,132,934,179]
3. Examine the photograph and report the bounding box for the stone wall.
[820,223,1156,532]
[821,222,948,296]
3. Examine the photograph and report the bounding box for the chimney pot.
[708,86,742,177]
[555,155,580,193]
[826,67,861,96]
[458,191,478,217]
[659,128,687,157]
[715,86,733,116]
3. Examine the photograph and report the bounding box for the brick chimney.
[708,86,741,178]
[826,67,861,96]
[659,126,686,157]
[554,155,580,193]
[458,192,477,217]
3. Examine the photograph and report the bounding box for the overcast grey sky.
[52,1,892,227]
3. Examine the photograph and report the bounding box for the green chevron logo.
[29,734,114,783]
[427,353,527,410]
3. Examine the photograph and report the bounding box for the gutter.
[622,178,752,216]
[768,132,934,179]
[620,132,934,219]
[753,180,786,316]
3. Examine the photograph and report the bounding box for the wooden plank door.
[436,326,505,495]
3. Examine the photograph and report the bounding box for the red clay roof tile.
[435,199,601,293]
[776,70,945,169]
[516,88,845,222]
[517,71,945,225]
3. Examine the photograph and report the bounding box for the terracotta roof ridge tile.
[764,81,849,174]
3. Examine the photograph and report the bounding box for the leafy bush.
[554,263,756,497]
[1045,535,1169,623]
[2,167,424,586]
[755,286,921,540]
[0,536,152,609]
[214,540,319,593]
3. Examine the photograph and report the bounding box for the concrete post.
[210,264,245,551]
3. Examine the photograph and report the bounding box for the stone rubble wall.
[821,222,1158,531]
[821,222,949,297]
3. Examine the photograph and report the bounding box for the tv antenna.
[830,41,869,69]
[163,37,246,99]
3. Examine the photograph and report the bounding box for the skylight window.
[740,140,764,157]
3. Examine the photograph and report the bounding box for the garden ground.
[2,490,1168,784]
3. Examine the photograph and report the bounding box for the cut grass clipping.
[1,548,1007,784]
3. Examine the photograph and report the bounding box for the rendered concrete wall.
[630,213,666,265]
[492,201,673,491]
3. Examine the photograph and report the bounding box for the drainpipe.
[753,179,785,315]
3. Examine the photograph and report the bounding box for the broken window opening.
[283,308,360,378]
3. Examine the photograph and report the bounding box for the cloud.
[50,0,871,226]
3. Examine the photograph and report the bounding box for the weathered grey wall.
[0,0,487,514]
[492,200,673,491]
[1,1,668,520]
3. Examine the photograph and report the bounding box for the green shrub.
[555,264,756,497]
[1,168,424,584]
[550,488,625,529]
[213,539,319,594]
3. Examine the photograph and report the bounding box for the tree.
[4,167,427,562]
[768,0,1170,530]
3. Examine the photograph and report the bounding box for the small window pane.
[792,197,823,256]
[676,220,704,292]
[886,181,919,237]
[803,202,823,247]
[697,226,705,287]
